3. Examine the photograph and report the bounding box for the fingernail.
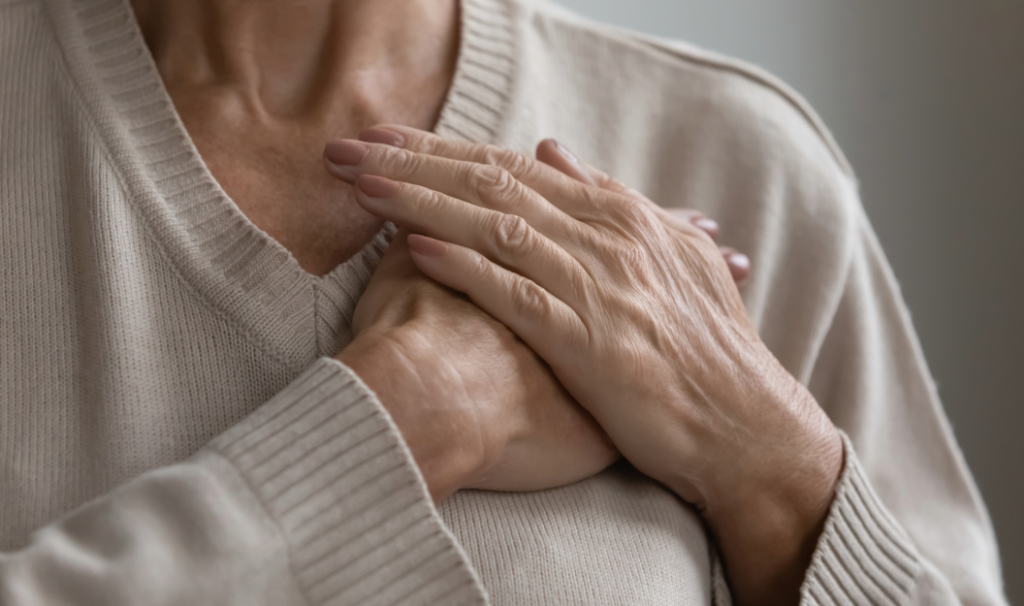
[728,252,750,271]
[693,217,720,236]
[408,234,447,257]
[357,175,401,198]
[359,128,406,148]
[552,139,579,164]
[324,140,368,166]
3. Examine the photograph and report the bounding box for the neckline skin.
[129,0,460,130]
[128,0,462,277]
[48,0,521,367]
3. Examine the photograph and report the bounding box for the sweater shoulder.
[512,1,863,373]
[519,0,856,183]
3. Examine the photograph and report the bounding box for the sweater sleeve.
[799,206,1007,606]
[0,358,487,606]
[801,434,958,605]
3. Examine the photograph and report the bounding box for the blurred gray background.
[551,0,1023,600]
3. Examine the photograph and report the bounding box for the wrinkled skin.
[338,133,746,502]
[340,228,619,497]
[329,125,844,606]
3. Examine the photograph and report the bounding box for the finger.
[719,246,751,284]
[534,139,721,240]
[531,138,598,186]
[664,209,720,241]
[406,233,587,365]
[356,125,619,216]
[365,130,747,286]
[324,139,574,236]
[352,174,587,305]
[535,138,628,194]
[354,129,718,245]
[360,128,695,241]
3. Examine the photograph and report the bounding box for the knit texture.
[211,360,485,606]
[0,0,1007,603]
[803,435,924,606]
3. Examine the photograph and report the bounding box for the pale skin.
[133,0,842,604]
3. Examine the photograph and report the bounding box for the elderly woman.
[0,0,1006,604]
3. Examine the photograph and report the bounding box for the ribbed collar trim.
[46,0,521,368]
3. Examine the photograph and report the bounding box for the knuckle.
[377,146,417,174]
[420,187,456,219]
[621,242,650,270]
[491,213,534,255]
[510,276,550,320]
[470,250,492,282]
[413,132,443,155]
[607,240,653,284]
[475,163,516,194]
[482,145,532,176]
[420,187,444,209]
[472,165,519,201]
[610,195,657,229]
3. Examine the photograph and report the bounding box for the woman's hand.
[336,226,618,503]
[324,127,844,605]
[531,137,751,285]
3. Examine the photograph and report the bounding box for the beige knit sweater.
[0,0,1008,603]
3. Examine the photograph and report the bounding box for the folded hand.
[326,126,843,605]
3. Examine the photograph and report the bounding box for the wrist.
[671,343,844,605]
[704,390,843,605]
[337,330,486,502]
[706,433,843,605]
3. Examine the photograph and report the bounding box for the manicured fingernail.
[547,139,598,185]
[728,252,750,271]
[357,175,401,198]
[324,140,368,166]
[408,234,447,257]
[693,217,720,235]
[359,128,406,148]
[553,139,579,164]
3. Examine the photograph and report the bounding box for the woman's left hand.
[324,126,844,605]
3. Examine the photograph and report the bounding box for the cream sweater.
[0,0,1008,603]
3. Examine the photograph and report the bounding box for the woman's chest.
[191,126,384,277]
[438,464,712,605]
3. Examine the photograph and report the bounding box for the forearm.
[666,346,845,606]
[0,359,482,606]
[1,450,300,605]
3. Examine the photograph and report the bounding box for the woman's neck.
[127,0,461,277]
[130,0,460,125]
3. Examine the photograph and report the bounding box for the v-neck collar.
[46,0,522,369]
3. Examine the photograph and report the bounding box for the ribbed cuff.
[709,542,734,606]
[802,434,923,605]
[209,358,487,606]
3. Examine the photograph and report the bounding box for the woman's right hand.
[336,228,619,502]
[332,135,748,504]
